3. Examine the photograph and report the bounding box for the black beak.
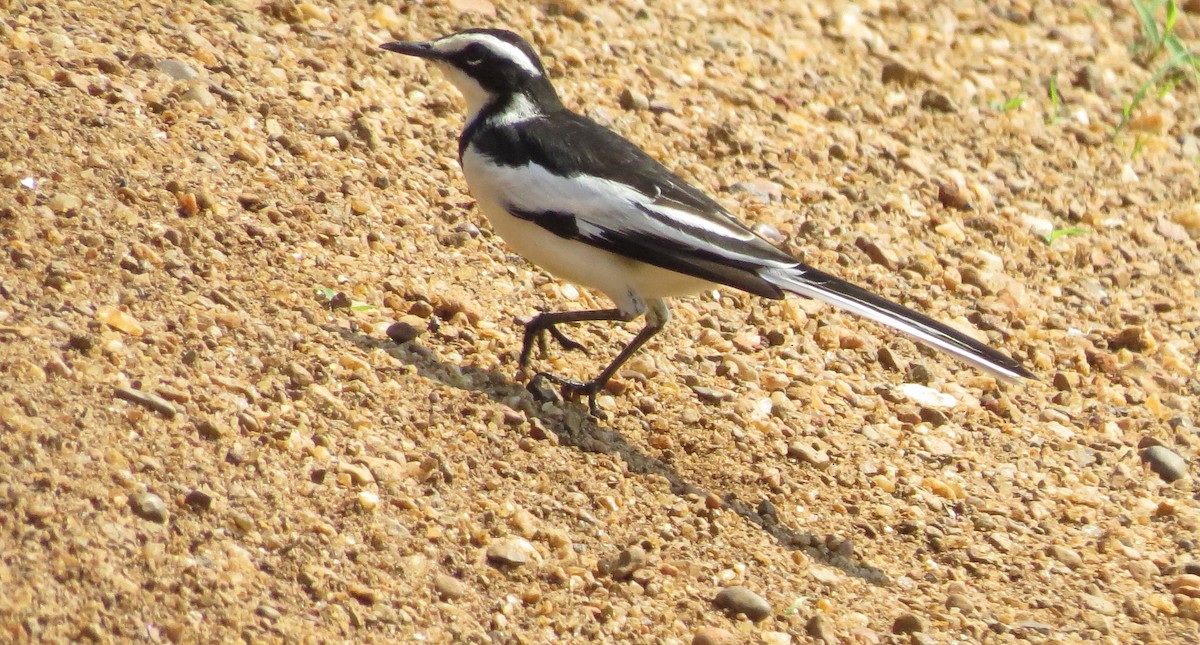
[380,41,438,59]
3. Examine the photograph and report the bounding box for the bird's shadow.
[331,324,889,585]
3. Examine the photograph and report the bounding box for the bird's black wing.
[468,109,797,297]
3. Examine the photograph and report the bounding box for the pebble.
[760,631,791,645]
[114,387,177,419]
[233,142,263,166]
[855,237,899,269]
[1073,64,1109,97]
[129,492,168,523]
[157,59,197,80]
[487,537,538,566]
[1109,326,1152,352]
[892,612,925,634]
[255,604,281,621]
[527,375,564,405]
[1053,371,1080,391]
[788,442,831,470]
[917,438,954,462]
[184,490,213,511]
[919,89,957,113]
[44,356,72,378]
[1047,544,1083,569]
[603,546,649,580]
[906,363,933,384]
[357,491,380,512]
[336,462,375,486]
[937,181,973,210]
[877,346,905,372]
[806,614,837,643]
[919,408,951,429]
[730,178,783,203]
[1140,445,1188,482]
[26,502,56,521]
[881,61,930,86]
[47,193,82,213]
[935,221,966,243]
[433,573,466,600]
[713,586,771,621]
[1170,574,1200,597]
[945,592,975,614]
[96,305,144,336]
[1081,593,1117,616]
[386,315,428,344]
[288,361,315,388]
[163,622,184,643]
[619,87,650,111]
[347,583,378,605]
[825,106,851,122]
[898,383,957,408]
[692,627,737,645]
[181,83,217,109]
[1127,559,1158,582]
[691,385,733,403]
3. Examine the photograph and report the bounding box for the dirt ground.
[3,0,1200,642]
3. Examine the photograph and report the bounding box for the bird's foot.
[528,372,606,419]
[519,321,588,368]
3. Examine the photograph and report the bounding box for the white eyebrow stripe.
[432,34,542,76]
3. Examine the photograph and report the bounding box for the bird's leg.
[519,308,626,368]
[531,300,670,418]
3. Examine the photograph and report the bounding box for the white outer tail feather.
[760,266,1029,381]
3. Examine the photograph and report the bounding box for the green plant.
[993,93,1026,112]
[1115,0,1198,134]
[1041,226,1088,245]
[1045,75,1065,124]
[782,596,810,616]
[1131,134,1150,158]
[1132,0,1179,63]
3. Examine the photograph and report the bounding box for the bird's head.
[381,29,556,121]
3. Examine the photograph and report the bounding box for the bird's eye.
[463,43,486,66]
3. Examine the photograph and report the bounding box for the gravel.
[2,0,1199,642]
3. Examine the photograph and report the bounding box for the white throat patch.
[433,62,491,123]
[432,64,543,127]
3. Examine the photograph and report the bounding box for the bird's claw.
[547,326,588,354]
[528,372,605,419]
[519,322,588,369]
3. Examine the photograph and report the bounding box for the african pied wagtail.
[381,29,1034,416]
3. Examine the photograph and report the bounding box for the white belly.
[461,150,713,313]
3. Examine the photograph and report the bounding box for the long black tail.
[760,265,1034,381]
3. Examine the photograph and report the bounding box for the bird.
[380,29,1034,417]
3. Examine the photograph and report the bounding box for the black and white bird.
[381,29,1033,416]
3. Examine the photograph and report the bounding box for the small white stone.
[358,491,380,512]
[898,383,958,408]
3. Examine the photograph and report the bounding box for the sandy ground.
[2,0,1200,642]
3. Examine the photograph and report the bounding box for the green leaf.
[314,286,337,301]
[994,93,1025,112]
[1133,0,1162,50]
[1045,75,1062,124]
[783,596,810,616]
[350,302,378,312]
[1040,227,1088,245]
